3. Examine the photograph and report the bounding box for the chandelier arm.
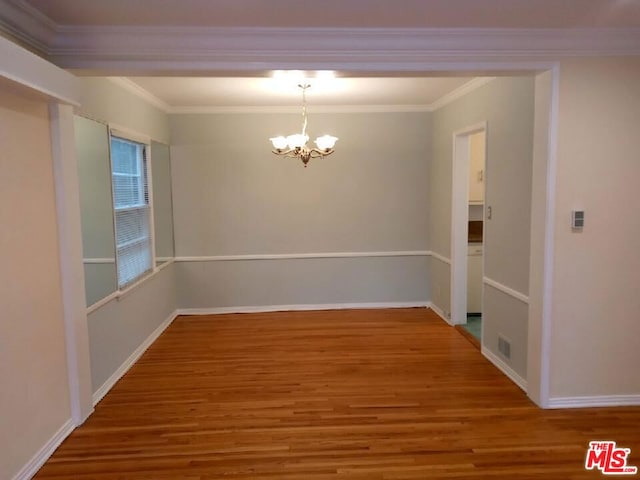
[272,149,307,159]
[309,148,336,158]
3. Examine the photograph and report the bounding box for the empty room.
[1,1,640,479]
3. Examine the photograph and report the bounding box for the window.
[110,135,153,287]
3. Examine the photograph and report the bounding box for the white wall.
[0,86,71,479]
[79,78,169,144]
[170,111,431,309]
[83,263,116,307]
[77,77,177,397]
[74,115,114,259]
[177,257,429,309]
[430,76,535,380]
[151,141,175,261]
[74,115,117,306]
[549,58,640,399]
[88,264,177,393]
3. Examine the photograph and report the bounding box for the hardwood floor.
[36,308,639,479]
[454,324,481,350]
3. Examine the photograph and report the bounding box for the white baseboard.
[481,346,528,392]
[548,395,640,409]
[429,303,453,325]
[12,418,75,480]
[177,301,429,316]
[92,309,179,406]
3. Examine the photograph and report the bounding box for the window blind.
[110,136,153,287]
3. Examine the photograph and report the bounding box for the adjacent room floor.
[36,308,640,479]
[463,313,482,341]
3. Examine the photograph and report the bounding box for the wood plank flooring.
[35,308,640,479]
[454,324,480,350]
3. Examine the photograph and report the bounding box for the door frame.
[451,121,487,327]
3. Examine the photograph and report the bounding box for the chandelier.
[269,84,338,167]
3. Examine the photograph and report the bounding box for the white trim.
[108,77,170,112]
[93,77,490,115]
[430,77,495,111]
[83,257,115,264]
[429,251,451,265]
[86,291,119,314]
[178,302,429,316]
[92,310,179,406]
[108,123,151,146]
[0,35,80,106]
[11,418,75,480]
[452,122,488,138]
[175,251,430,262]
[169,104,436,114]
[482,346,528,392]
[156,258,175,270]
[41,27,640,72]
[483,276,530,304]
[547,395,640,409]
[49,103,94,425]
[106,74,468,115]
[538,65,560,409]
[86,260,174,314]
[429,304,452,326]
[114,269,155,300]
[145,142,158,284]
[0,0,57,55]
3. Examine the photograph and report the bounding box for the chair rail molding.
[175,251,430,262]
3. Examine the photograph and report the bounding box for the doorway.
[464,131,485,341]
[451,122,487,332]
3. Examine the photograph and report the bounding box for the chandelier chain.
[300,84,309,137]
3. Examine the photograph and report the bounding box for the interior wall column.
[50,102,94,423]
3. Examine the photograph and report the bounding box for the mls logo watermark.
[585,441,638,475]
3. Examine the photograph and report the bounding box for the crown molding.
[0,0,57,55]
[44,26,640,73]
[107,77,170,111]
[168,104,435,114]
[110,75,493,114]
[1,2,640,72]
[429,77,496,111]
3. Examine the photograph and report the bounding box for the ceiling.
[125,76,474,109]
[24,0,640,28]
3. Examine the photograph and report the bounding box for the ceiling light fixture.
[269,84,338,167]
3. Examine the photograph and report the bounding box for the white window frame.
[108,126,156,290]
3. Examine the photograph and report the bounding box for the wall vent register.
[498,335,511,360]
